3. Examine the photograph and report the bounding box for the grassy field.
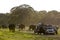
[0,29,60,40]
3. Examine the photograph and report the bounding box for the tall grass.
[0,29,60,40]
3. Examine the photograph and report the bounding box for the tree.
[40,10,60,25]
[9,4,35,25]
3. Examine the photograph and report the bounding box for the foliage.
[0,4,60,26]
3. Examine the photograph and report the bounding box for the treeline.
[0,4,60,26]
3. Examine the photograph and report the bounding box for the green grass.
[0,29,60,40]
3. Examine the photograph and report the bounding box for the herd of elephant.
[0,24,36,32]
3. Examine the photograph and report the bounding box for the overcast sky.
[0,0,60,13]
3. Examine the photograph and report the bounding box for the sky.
[0,0,60,13]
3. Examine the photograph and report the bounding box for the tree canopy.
[0,4,60,26]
